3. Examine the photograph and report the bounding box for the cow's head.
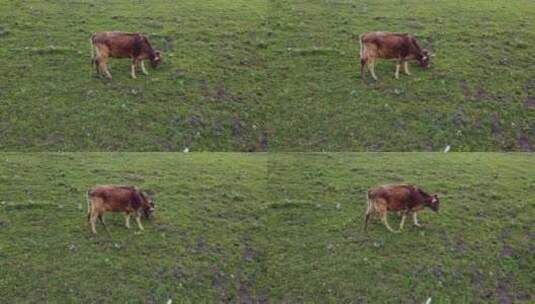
[150,50,162,68]
[418,49,431,68]
[140,191,155,219]
[426,194,440,212]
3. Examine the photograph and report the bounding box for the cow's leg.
[90,211,98,234]
[380,213,398,233]
[140,61,149,75]
[395,61,401,79]
[399,212,407,230]
[364,197,375,231]
[364,207,374,231]
[378,208,398,233]
[131,59,138,79]
[94,46,112,79]
[360,58,367,80]
[91,44,101,76]
[125,213,131,229]
[413,212,422,227]
[99,57,112,79]
[93,57,101,75]
[369,59,378,81]
[364,213,371,231]
[135,212,144,231]
[404,61,411,75]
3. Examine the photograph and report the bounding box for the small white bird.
[443,145,451,153]
[166,299,172,304]
[425,297,432,304]
[183,147,189,153]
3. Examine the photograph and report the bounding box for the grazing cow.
[90,31,162,79]
[364,184,439,233]
[86,185,155,234]
[359,31,431,80]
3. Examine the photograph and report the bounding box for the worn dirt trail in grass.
[1,153,533,302]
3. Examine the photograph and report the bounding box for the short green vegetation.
[1,153,533,302]
[1,0,533,151]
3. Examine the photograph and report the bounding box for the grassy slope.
[0,0,533,151]
[263,153,534,302]
[0,0,269,151]
[1,153,533,302]
[266,0,535,151]
[0,153,268,302]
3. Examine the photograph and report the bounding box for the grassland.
[265,0,535,151]
[1,0,534,151]
[0,0,269,151]
[1,153,533,302]
[263,153,534,302]
[0,153,269,302]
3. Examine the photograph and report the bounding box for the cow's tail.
[364,190,373,231]
[89,35,95,76]
[86,190,92,221]
[359,33,367,79]
[89,34,100,76]
[359,34,364,59]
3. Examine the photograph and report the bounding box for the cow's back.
[361,32,412,59]
[89,185,140,211]
[92,32,141,58]
[369,184,416,210]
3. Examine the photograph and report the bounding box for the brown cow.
[86,185,155,234]
[90,31,162,79]
[364,184,439,233]
[359,31,431,80]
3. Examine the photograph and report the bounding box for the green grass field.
[1,153,533,302]
[1,0,268,151]
[1,0,533,151]
[0,153,268,302]
[265,0,535,151]
[264,153,534,302]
